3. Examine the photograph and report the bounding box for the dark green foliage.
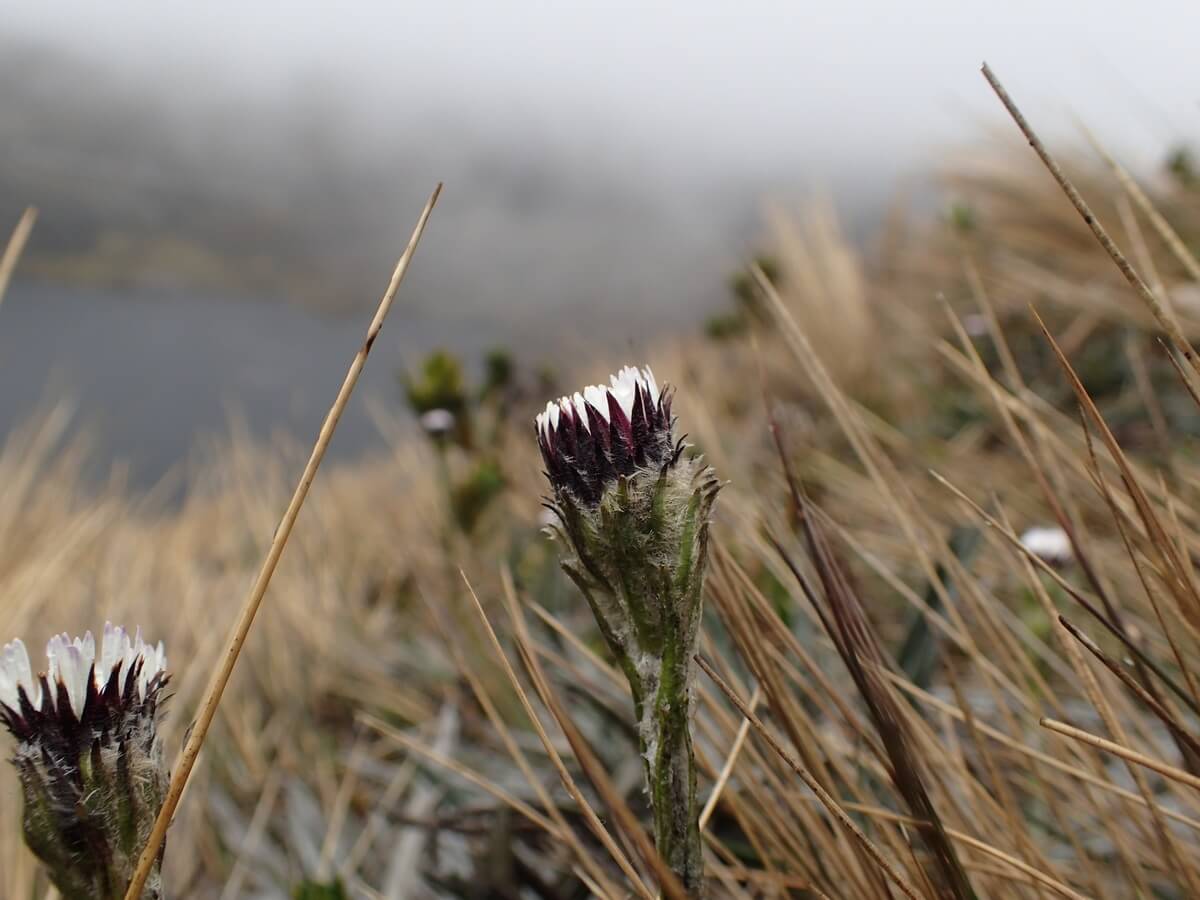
[292,879,349,900]
[404,348,540,538]
[450,459,506,533]
[706,254,783,342]
[482,348,515,397]
[728,254,781,318]
[1167,145,1198,189]
[948,201,977,234]
[704,312,749,340]
[402,350,469,417]
[896,525,981,691]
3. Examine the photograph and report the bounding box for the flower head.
[0,623,168,747]
[0,624,170,900]
[535,365,680,505]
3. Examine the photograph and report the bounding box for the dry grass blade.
[980,62,1200,370]
[782,505,977,900]
[695,655,923,900]
[886,672,1200,834]
[460,573,657,900]
[361,713,560,836]
[1041,719,1200,792]
[0,206,36,307]
[1083,125,1200,285]
[1031,308,1200,633]
[494,570,692,900]
[761,381,975,898]
[698,685,759,831]
[418,591,627,893]
[928,469,1200,717]
[1058,616,1200,763]
[123,183,443,899]
[836,805,1093,900]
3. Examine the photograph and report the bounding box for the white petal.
[53,643,88,717]
[537,364,663,438]
[570,392,591,430]
[99,622,130,688]
[641,367,660,403]
[80,631,96,671]
[45,634,66,686]
[154,641,167,676]
[123,633,141,685]
[535,400,560,437]
[604,367,643,420]
[0,639,31,711]
[583,384,611,422]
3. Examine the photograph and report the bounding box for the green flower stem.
[645,633,703,894]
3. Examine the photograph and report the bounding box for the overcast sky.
[7,0,1198,181]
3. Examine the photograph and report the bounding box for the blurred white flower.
[419,408,456,436]
[1019,526,1073,565]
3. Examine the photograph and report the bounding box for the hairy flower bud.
[0,624,170,900]
[537,365,719,893]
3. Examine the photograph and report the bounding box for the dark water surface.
[0,282,522,486]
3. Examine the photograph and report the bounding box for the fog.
[5,2,1198,325]
[1,2,1197,480]
[9,2,1198,169]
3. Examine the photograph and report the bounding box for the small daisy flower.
[0,623,170,900]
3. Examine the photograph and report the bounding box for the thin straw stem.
[1041,718,1200,791]
[0,206,37,308]
[981,62,1200,370]
[123,184,441,899]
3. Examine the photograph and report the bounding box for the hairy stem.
[643,635,703,894]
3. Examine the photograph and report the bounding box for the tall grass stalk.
[123,183,441,898]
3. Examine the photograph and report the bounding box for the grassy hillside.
[3,80,1200,897]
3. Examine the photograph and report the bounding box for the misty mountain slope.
[0,37,752,331]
